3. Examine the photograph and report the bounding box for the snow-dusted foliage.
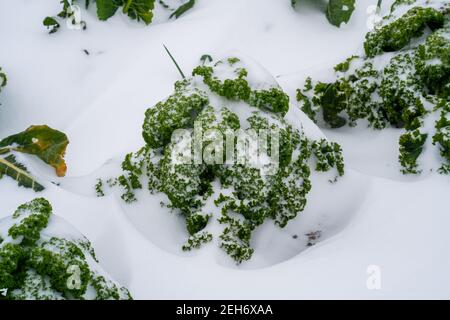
[297,0,449,174]
[102,56,345,263]
[0,198,131,300]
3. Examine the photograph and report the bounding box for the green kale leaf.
[0,125,69,191]
[0,125,69,177]
[326,0,356,27]
[0,155,45,192]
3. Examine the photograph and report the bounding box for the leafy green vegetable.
[0,198,132,300]
[297,0,450,174]
[0,125,69,191]
[326,0,356,27]
[364,6,445,57]
[106,56,345,263]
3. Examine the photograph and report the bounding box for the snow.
[0,0,449,299]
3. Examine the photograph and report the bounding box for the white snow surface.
[0,0,449,299]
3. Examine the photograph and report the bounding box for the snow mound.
[0,198,131,300]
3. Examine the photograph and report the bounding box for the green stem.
[123,0,132,13]
[163,45,186,79]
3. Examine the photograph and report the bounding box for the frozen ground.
[0,0,449,299]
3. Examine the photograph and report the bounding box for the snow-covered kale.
[192,62,290,116]
[297,0,449,174]
[0,198,132,300]
[415,27,450,98]
[142,80,208,148]
[364,6,445,57]
[107,56,345,263]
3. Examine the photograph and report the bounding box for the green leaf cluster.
[192,58,290,116]
[297,1,449,174]
[44,0,197,33]
[108,56,345,263]
[364,6,445,57]
[0,198,132,300]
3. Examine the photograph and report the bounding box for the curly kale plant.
[104,56,345,263]
[297,0,449,174]
[364,4,445,57]
[0,198,132,300]
[44,0,196,33]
